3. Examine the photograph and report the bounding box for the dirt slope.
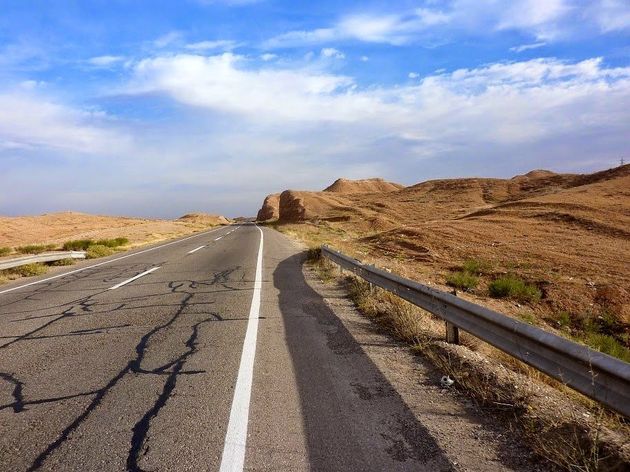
[0,211,229,249]
[323,177,404,193]
[178,213,231,225]
[278,190,358,223]
[262,164,630,335]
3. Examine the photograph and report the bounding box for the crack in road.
[0,263,246,471]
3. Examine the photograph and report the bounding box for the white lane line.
[187,245,206,254]
[215,236,223,241]
[0,226,226,295]
[219,225,263,472]
[107,267,160,290]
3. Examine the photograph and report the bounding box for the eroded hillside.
[258,166,630,360]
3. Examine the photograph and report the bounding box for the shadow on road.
[274,252,455,471]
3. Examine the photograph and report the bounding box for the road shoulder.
[248,227,548,471]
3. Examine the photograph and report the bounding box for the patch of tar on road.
[301,300,361,355]
[381,414,449,465]
[350,381,395,401]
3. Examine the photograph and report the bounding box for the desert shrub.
[0,247,11,257]
[446,270,479,291]
[86,244,116,259]
[7,263,48,277]
[16,244,56,254]
[550,311,572,329]
[95,237,129,248]
[63,238,128,251]
[462,259,492,275]
[306,247,322,262]
[584,333,630,362]
[50,258,76,266]
[62,239,94,251]
[489,275,541,303]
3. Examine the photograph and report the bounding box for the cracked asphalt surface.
[0,224,535,471]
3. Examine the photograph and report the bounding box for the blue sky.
[1,0,629,218]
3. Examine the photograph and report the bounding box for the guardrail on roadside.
[0,251,86,271]
[321,245,630,417]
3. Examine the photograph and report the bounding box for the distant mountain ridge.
[256,166,630,224]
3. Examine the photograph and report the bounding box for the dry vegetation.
[0,211,229,250]
[0,211,230,284]
[261,165,630,470]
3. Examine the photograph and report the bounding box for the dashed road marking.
[107,267,160,290]
[0,227,225,296]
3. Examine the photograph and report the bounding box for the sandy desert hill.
[323,177,405,193]
[0,211,230,249]
[257,165,630,349]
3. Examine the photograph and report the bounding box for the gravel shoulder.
[300,253,550,471]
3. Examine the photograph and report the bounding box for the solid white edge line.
[219,225,263,472]
[107,267,160,290]
[0,226,230,296]
[187,245,206,254]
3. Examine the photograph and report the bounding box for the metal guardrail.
[322,245,630,417]
[0,251,86,270]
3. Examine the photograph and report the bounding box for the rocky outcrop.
[278,190,352,223]
[256,193,280,221]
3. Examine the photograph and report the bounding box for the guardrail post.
[445,321,460,344]
[446,289,460,344]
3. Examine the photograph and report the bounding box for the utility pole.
[621,157,625,166]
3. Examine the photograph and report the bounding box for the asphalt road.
[0,224,461,471]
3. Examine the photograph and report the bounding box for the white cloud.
[264,1,630,48]
[496,0,570,38]
[0,92,130,154]
[360,56,369,62]
[185,40,239,51]
[123,52,630,152]
[510,42,547,52]
[153,31,183,48]
[586,0,630,32]
[88,55,126,67]
[408,72,420,79]
[18,80,46,90]
[260,53,277,61]
[126,53,367,121]
[320,48,345,59]
[264,28,337,48]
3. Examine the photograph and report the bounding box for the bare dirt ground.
[0,212,230,250]
[259,165,630,354]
